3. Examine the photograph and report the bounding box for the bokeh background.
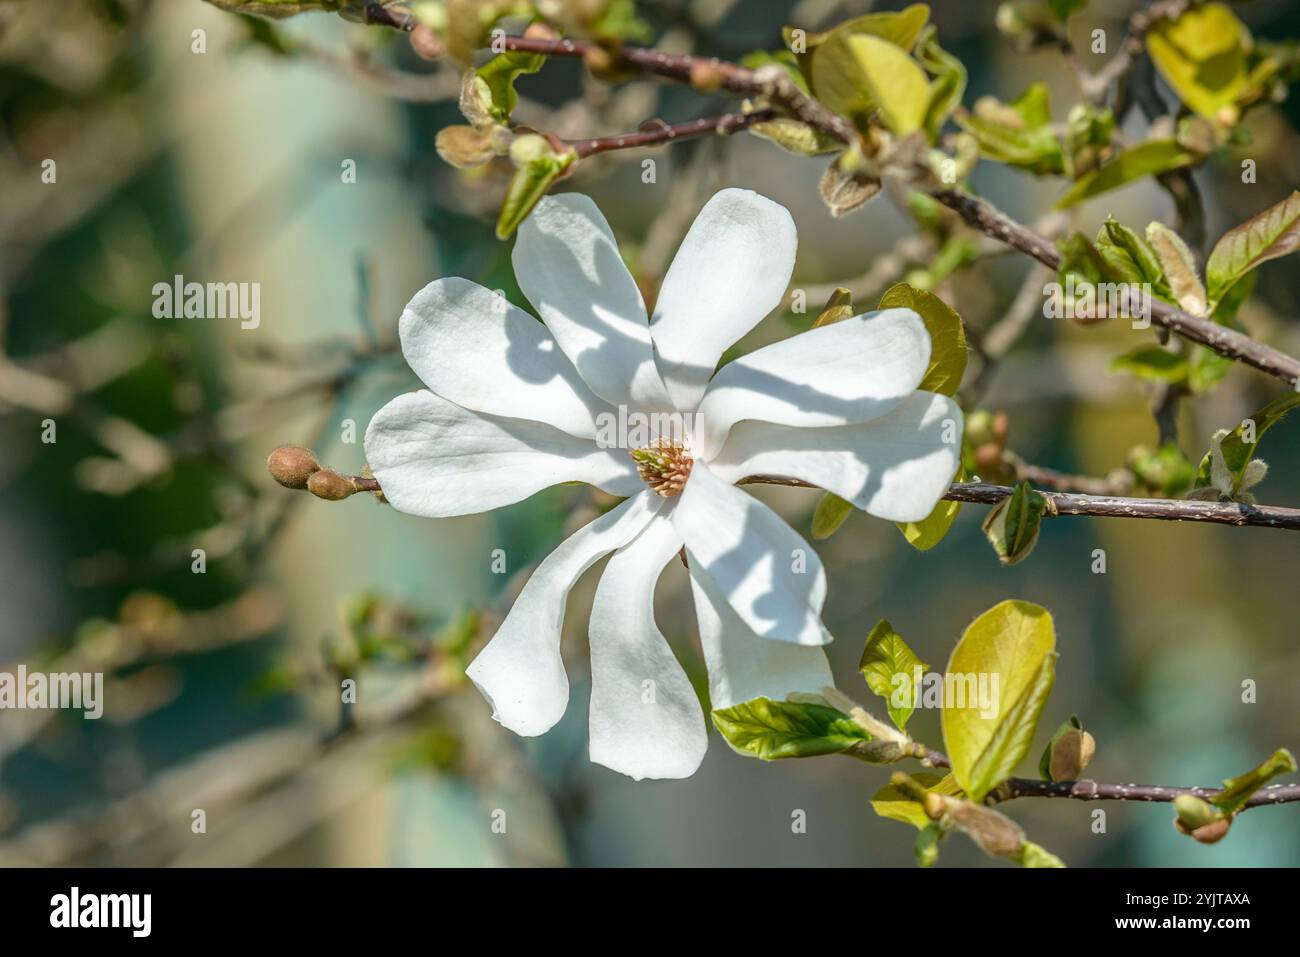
[1,0,1298,867]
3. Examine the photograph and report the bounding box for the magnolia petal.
[708,391,963,523]
[513,193,672,410]
[398,277,614,439]
[465,491,664,737]
[588,513,708,780]
[672,460,829,647]
[693,308,930,460]
[650,189,798,413]
[364,390,641,517]
[688,560,833,710]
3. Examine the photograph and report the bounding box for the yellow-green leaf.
[878,282,967,396]
[1210,748,1297,816]
[870,771,959,829]
[496,138,576,240]
[860,620,929,730]
[711,697,869,761]
[1054,140,1197,209]
[1206,191,1300,303]
[1147,3,1251,122]
[799,3,930,111]
[812,492,854,539]
[897,465,963,551]
[941,599,1057,802]
[844,34,930,135]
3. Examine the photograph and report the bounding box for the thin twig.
[568,110,775,158]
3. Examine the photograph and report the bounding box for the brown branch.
[908,742,1298,810]
[738,476,1300,530]
[932,188,1300,386]
[568,110,775,158]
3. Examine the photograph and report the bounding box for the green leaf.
[496,137,576,240]
[897,469,963,551]
[475,49,547,125]
[914,823,942,866]
[1018,841,1066,868]
[1193,390,1300,490]
[878,282,967,396]
[798,3,931,111]
[860,620,930,730]
[980,482,1049,566]
[806,5,930,127]
[1206,191,1300,303]
[1110,345,1189,383]
[1096,219,1165,288]
[843,34,931,135]
[1147,3,1251,122]
[1210,748,1297,816]
[870,771,959,829]
[1054,140,1197,209]
[711,697,869,761]
[1046,0,1086,21]
[956,88,1064,174]
[941,599,1057,802]
[916,27,967,142]
[812,492,854,539]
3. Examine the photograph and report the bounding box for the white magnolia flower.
[364,188,962,780]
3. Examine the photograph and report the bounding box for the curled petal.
[588,515,708,780]
[465,492,664,737]
[693,308,930,459]
[708,391,963,523]
[364,390,641,518]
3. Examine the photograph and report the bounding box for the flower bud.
[1173,794,1223,833]
[409,24,444,61]
[1048,728,1096,782]
[523,22,559,42]
[436,125,497,169]
[1189,818,1232,844]
[689,60,724,92]
[267,445,320,490]
[307,469,357,501]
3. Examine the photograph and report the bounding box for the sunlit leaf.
[941,600,1057,802]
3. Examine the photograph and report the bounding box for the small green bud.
[267,445,320,490]
[1173,794,1223,832]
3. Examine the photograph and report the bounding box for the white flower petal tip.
[588,515,708,780]
[689,563,833,711]
[709,391,964,524]
[363,390,642,518]
[693,307,932,459]
[672,461,830,647]
[513,193,671,410]
[465,492,664,738]
[397,277,613,439]
[651,188,798,412]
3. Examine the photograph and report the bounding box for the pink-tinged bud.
[409,24,444,61]
[307,469,356,501]
[267,445,320,490]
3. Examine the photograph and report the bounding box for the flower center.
[630,440,693,497]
